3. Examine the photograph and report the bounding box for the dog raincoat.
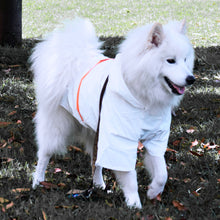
[61,55,172,171]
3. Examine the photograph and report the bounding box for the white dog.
[30,18,195,209]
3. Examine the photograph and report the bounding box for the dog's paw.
[32,172,44,189]
[93,175,106,189]
[32,178,40,189]
[125,193,142,209]
[93,180,106,190]
[147,182,165,200]
[93,167,106,190]
[147,171,167,200]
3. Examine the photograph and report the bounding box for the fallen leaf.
[3,68,11,73]
[192,191,200,197]
[136,161,143,167]
[189,150,204,157]
[64,171,71,176]
[172,140,181,146]
[58,183,66,188]
[112,181,117,191]
[8,111,17,116]
[186,127,196,134]
[6,201,14,209]
[166,148,177,153]
[0,121,12,128]
[66,189,85,195]
[156,194,162,201]
[0,197,9,203]
[190,139,199,149]
[0,141,7,149]
[169,177,180,181]
[11,188,30,193]
[201,137,205,143]
[68,146,82,152]
[32,112,36,118]
[180,162,186,166]
[8,135,15,143]
[138,142,144,152]
[19,147,24,153]
[200,177,207,183]
[146,215,154,220]
[42,210,47,220]
[40,181,57,189]
[63,157,71,161]
[183,178,191,183]
[0,157,14,163]
[208,143,219,150]
[54,168,62,173]
[8,64,21,68]
[172,200,187,211]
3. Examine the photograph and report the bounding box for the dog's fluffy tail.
[30,18,104,112]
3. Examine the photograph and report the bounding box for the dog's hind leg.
[32,108,73,189]
[114,170,142,209]
[81,129,106,189]
[93,166,105,189]
[32,152,51,189]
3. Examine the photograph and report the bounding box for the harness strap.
[92,76,109,176]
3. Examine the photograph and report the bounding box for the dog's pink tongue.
[173,83,185,95]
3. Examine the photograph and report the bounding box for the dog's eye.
[184,58,187,62]
[167,59,176,64]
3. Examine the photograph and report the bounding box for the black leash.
[68,76,109,199]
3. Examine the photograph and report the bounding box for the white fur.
[30,18,194,208]
[119,21,194,109]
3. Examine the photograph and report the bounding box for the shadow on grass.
[0,38,219,219]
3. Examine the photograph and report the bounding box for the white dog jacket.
[61,55,172,171]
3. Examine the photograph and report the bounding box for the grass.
[0,40,219,220]
[22,0,220,47]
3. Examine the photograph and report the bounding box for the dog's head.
[120,20,195,108]
[148,21,195,96]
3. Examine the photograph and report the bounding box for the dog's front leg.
[114,170,142,209]
[144,151,167,199]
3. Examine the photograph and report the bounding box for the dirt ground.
[0,38,219,219]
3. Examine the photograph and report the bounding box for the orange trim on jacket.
[76,58,111,121]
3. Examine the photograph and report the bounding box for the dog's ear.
[180,19,187,34]
[148,23,164,48]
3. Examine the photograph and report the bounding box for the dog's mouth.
[164,77,185,95]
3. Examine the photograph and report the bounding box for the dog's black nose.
[186,75,195,85]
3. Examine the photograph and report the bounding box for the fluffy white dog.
[30,18,195,209]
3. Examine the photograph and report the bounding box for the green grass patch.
[23,0,220,46]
